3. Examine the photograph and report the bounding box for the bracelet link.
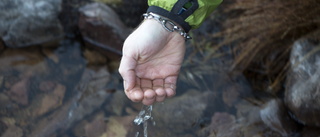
[143,13,192,40]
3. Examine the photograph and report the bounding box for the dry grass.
[188,0,320,94]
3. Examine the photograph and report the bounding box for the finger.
[164,76,177,97]
[140,78,155,101]
[155,88,166,102]
[142,88,156,105]
[140,78,152,89]
[152,79,166,102]
[130,87,144,102]
[118,55,137,91]
[125,77,143,102]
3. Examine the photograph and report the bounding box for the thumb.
[118,55,137,91]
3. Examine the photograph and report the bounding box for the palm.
[119,19,185,105]
[136,41,184,79]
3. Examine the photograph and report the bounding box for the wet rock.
[0,120,8,136]
[1,118,23,137]
[285,30,320,127]
[222,85,240,107]
[85,66,110,92]
[235,100,261,124]
[0,93,11,108]
[208,112,241,137]
[233,100,283,137]
[0,75,4,89]
[84,112,106,137]
[106,0,148,28]
[0,39,4,51]
[153,90,215,133]
[27,67,111,137]
[302,127,320,137]
[71,120,88,137]
[50,40,86,83]
[105,90,129,116]
[102,115,135,137]
[0,0,64,47]
[33,84,66,116]
[95,0,121,4]
[59,0,91,34]
[39,81,57,93]
[1,125,23,137]
[0,47,48,75]
[260,99,298,136]
[83,48,108,66]
[41,47,59,63]
[7,78,30,106]
[78,2,130,60]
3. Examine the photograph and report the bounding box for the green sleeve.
[148,0,222,30]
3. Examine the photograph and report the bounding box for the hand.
[118,19,186,105]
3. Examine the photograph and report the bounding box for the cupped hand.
[118,19,185,105]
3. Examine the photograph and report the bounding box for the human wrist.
[139,19,185,44]
[142,12,191,41]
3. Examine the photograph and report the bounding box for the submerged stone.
[285,30,320,127]
[153,90,215,134]
[260,99,298,136]
[78,2,129,60]
[0,39,4,51]
[7,78,30,106]
[0,0,63,48]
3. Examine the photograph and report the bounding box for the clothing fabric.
[147,0,222,32]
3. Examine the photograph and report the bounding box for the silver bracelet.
[142,12,192,40]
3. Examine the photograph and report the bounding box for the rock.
[0,39,4,51]
[226,100,284,137]
[222,85,240,107]
[207,112,241,137]
[39,81,57,93]
[152,90,215,133]
[94,0,121,4]
[0,0,64,47]
[0,75,3,89]
[59,0,91,34]
[102,115,135,137]
[41,47,59,63]
[1,125,23,137]
[7,78,29,106]
[105,90,129,116]
[235,100,261,124]
[0,93,12,111]
[302,127,320,137]
[260,99,298,136]
[105,0,148,28]
[71,120,89,137]
[0,47,49,75]
[0,117,16,127]
[285,30,320,127]
[85,66,110,92]
[51,40,86,83]
[78,2,130,60]
[84,112,106,137]
[83,48,108,66]
[0,120,8,136]
[27,67,112,137]
[33,84,66,116]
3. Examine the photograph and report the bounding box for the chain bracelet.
[142,12,192,40]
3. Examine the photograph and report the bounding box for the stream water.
[0,37,288,137]
[134,105,153,137]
